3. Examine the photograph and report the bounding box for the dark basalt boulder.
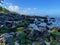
[0,33,13,45]
[58,28,60,32]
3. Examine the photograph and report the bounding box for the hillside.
[0,6,10,13]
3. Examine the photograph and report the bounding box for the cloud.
[1,1,47,15]
[7,5,20,12]
[0,3,2,6]
[20,8,40,15]
[7,5,40,15]
[6,4,46,15]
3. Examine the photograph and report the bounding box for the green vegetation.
[0,28,9,34]
[16,27,24,33]
[52,30,60,35]
[0,6,10,13]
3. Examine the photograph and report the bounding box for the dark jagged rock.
[0,33,14,45]
[0,13,47,29]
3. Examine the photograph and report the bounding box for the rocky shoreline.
[0,13,60,45]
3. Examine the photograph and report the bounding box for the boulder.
[1,33,13,45]
[9,32,15,36]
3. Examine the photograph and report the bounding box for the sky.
[2,0,60,16]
